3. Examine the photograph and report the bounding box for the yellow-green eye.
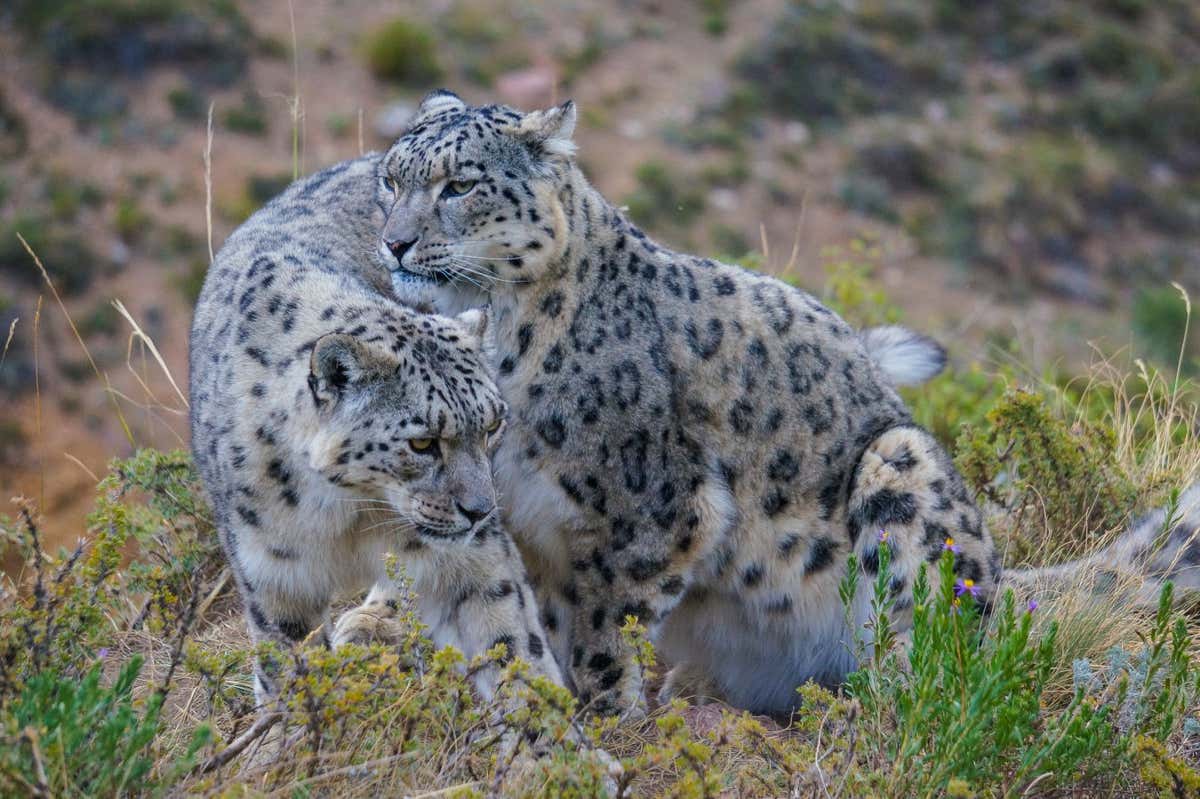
[443,179,476,198]
[409,437,434,452]
[486,419,502,434]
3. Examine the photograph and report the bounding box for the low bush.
[363,18,443,87]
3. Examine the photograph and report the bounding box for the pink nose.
[386,237,417,263]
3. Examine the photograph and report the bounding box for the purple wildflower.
[954,578,980,599]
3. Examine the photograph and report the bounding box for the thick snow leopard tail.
[860,325,948,387]
[1002,483,1200,607]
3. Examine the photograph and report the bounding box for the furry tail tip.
[861,325,948,386]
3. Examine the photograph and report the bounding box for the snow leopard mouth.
[390,264,447,286]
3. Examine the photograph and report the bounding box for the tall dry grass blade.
[18,233,135,446]
[205,102,215,265]
[33,296,43,510]
[1170,282,1191,396]
[1,317,17,370]
[287,0,303,179]
[778,190,808,282]
[112,299,188,410]
[358,107,365,156]
[62,452,99,483]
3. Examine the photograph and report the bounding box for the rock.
[108,240,131,268]
[783,121,809,146]
[1151,162,1176,187]
[709,188,738,212]
[374,101,416,140]
[618,119,646,139]
[496,65,558,110]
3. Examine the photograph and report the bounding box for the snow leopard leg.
[219,520,332,711]
[847,425,1001,639]
[333,521,563,696]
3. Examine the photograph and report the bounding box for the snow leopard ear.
[455,307,489,345]
[411,89,466,128]
[308,333,390,407]
[508,101,577,160]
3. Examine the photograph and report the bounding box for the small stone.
[709,189,738,212]
[783,121,809,146]
[618,119,645,139]
[109,240,131,267]
[496,65,558,109]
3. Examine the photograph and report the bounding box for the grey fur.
[188,155,561,706]
[375,92,1000,715]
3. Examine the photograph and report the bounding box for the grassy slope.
[2,268,1200,797]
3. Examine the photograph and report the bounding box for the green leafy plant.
[956,387,1140,560]
[363,18,443,86]
[624,161,706,232]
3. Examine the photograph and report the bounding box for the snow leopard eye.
[442,179,476,199]
[380,175,398,194]
[484,418,503,447]
[409,437,434,453]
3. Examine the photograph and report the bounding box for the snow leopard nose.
[386,236,417,265]
[456,499,493,526]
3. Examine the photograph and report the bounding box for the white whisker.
[449,259,524,286]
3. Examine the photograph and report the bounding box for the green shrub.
[0,657,207,796]
[0,213,100,295]
[624,160,705,231]
[174,259,209,303]
[0,88,28,159]
[11,0,250,75]
[1133,285,1196,373]
[222,93,268,136]
[167,84,206,121]
[114,197,149,242]
[956,387,1140,560]
[441,4,529,87]
[42,171,103,221]
[710,224,749,259]
[326,113,352,139]
[819,238,902,327]
[363,18,443,86]
[0,419,28,466]
[906,363,1010,450]
[836,173,899,223]
[842,545,1200,797]
[78,300,119,338]
[698,0,729,36]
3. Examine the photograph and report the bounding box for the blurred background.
[1,0,1197,550]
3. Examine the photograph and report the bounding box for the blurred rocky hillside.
[1,0,1197,548]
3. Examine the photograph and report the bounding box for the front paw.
[576,660,646,719]
[331,599,403,648]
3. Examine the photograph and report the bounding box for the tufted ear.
[455,307,489,344]
[308,333,390,407]
[411,89,467,128]
[508,101,577,160]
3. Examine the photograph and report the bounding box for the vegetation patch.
[624,160,706,233]
[10,0,252,124]
[363,18,444,87]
